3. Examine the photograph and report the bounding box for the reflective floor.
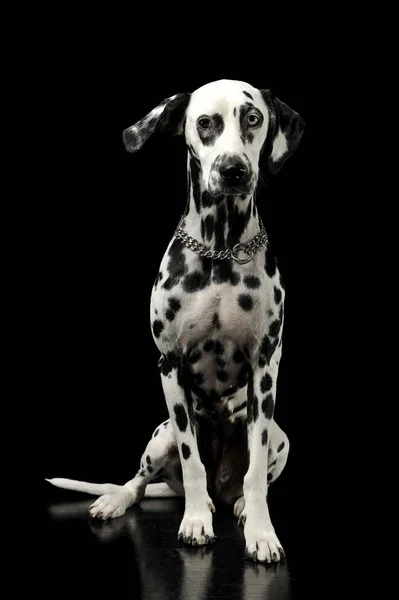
[43,484,312,599]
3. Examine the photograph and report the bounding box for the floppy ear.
[260,90,306,174]
[123,92,191,153]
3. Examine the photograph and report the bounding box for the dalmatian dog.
[46,79,305,563]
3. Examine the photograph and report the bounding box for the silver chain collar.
[174,217,268,264]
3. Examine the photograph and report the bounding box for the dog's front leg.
[242,360,285,563]
[159,355,216,546]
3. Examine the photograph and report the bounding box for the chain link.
[174,217,268,263]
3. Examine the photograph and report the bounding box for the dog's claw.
[208,501,216,513]
[178,533,183,543]
[192,537,197,546]
[204,534,216,545]
[272,552,278,562]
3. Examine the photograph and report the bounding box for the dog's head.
[123,79,305,197]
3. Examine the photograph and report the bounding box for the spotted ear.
[260,90,306,174]
[123,92,191,153]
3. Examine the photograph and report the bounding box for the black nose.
[219,157,248,182]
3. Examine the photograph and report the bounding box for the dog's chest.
[150,239,279,356]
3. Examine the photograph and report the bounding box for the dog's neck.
[180,154,262,252]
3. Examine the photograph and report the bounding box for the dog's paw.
[89,489,135,520]
[234,496,246,524]
[178,499,216,546]
[244,515,285,563]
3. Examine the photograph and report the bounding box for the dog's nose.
[219,157,248,182]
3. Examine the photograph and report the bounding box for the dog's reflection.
[47,499,292,600]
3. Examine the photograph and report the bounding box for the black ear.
[123,92,191,153]
[260,90,306,174]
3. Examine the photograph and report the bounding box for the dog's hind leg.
[47,420,182,520]
[88,419,182,519]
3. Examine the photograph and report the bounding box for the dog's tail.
[45,478,121,496]
[45,478,180,498]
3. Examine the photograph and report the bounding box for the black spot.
[274,286,282,304]
[231,271,240,285]
[181,443,191,460]
[174,403,188,432]
[163,421,169,428]
[194,372,205,385]
[226,195,252,249]
[214,341,224,355]
[170,298,181,312]
[190,156,201,213]
[152,320,164,338]
[197,112,225,146]
[141,462,144,469]
[233,348,245,363]
[261,429,269,446]
[183,269,211,293]
[278,441,285,452]
[213,313,221,329]
[201,218,205,239]
[244,275,261,289]
[265,244,277,278]
[216,357,226,368]
[260,373,273,393]
[153,428,159,437]
[139,470,145,477]
[238,294,253,311]
[163,238,187,289]
[267,473,273,481]
[188,348,202,364]
[201,191,213,208]
[233,107,237,117]
[204,339,215,352]
[253,395,259,422]
[165,309,175,321]
[243,91,254,100]
[259,356,267,368]
[216,369,228,382]
[204,214,215,241]
[146,455,152,465]
[213,261,239,285]
[260,335,278,365]
[269,320,281,338]
[214,203,227,251]
[147,465,154,473]
[261,394,274,419]
[269,459,277,468]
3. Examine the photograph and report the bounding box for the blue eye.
[247,113,260,126]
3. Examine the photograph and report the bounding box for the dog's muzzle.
[209,154,253,195]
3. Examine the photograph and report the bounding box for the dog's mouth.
[208,173,253,197]
[208,181,254,198]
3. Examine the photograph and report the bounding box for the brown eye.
[247,113,260,126]
[198,116,212,129]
